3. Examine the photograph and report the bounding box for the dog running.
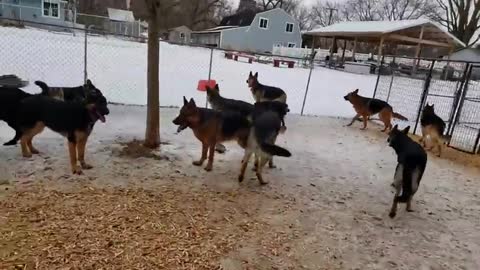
[420,103,450,157]
[206,83,254,154]
[344,89,408,131]
[34,79,103,102]
[172,97,251,172]
[387,125,427,218]
[238,101,292,185]
[16,90,109,175]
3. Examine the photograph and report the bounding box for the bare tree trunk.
[144,12,160,148]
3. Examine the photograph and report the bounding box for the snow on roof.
[107,8,135,22]
[306,19,464,46]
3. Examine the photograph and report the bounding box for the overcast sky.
[229,0,317,8]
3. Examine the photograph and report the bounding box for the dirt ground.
[1,105,480,270]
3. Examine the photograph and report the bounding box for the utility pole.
[327,7,338,25]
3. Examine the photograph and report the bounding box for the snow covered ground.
[0,26,377,117]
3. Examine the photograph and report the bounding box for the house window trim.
[288,42,296,48]
[180,33,185,38]
[285,22,294,33]
[42,0,61,19]
[259,17,269,30]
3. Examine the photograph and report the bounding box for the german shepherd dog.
[344,89,408,131]
[387,125,427,218]
[16,93,109,174]
[0,75,35,146]
[35,79,103,102]
[420,103,449,157]
[172,97,251,172]
[246,72,287,127]
[206,83,254,154]
[238,101,292,185]
[3,79,107,146]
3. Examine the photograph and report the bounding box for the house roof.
[192,26,242,34]
[107,8,135,22]
[305,19,465,48]
[168,25,192,32]
[220,9,259,27]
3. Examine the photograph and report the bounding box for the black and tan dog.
[34,79,102,102]
[16,92,109,174]
[238,101,291,185]
[206,83,254,154]
[0,75,35,146]
[420,103,449,157]
[387,125,427,218]
[172,97,251,172]
[3,79,107,146]
[344,89,408,131]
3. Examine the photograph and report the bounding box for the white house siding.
[220,8,302,53]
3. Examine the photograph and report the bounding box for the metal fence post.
[84,26,88,84]
[447,63,470,136]
[413,59,435,134]
[205,47,214,108]
[448,64,473,149]
[301,57,314,116]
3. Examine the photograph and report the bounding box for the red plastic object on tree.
[197,79,217,92]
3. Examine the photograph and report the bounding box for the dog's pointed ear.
[254,72,258,78]
[249,71,253,77]
[189,98,196,107]
[392,124,398,131]
[183,96,188,105]
[402,126,410,134]
[205,85,211,92]
[215,84,219,90]
[354,89,359,94]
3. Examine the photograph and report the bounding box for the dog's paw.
[204,165,212,172]
[268,164,277,169]
[22,153,32,158]
[238,175,244,182]
[406,208,414,213]
[30,149,40,154]
[192,160,203,166]
[388,211,396,218]
[81,163,93,170]
[72,166,83,175]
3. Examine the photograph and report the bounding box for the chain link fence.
[374,56,480,154]
[2,19,480,154]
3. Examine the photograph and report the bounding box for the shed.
[305,19,465,66]
[168,25,192,44]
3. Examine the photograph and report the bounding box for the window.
[286,23,294,33]
[42,0,60,18]
[180,33,185,38]
[288,43,296,48]
[259,17,268,29]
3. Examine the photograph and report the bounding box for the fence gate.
[449,64,480,153]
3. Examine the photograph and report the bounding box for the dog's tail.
[260,142,291,157]
[392,112,408,121]
[34,80,50,95]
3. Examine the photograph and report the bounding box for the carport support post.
[352,37,357,62]
[413,60,435,134]
[329,36,336,68]
[341,39,347,64]
[412,26,424,74]
[206,47,214,108]
[377,36,384,71]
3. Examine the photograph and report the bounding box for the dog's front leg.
[68,141,82,175]
[204,142,216,171]
[76,131,93,170]
[193,143,208,166]
[346,114,360,126]
[255,156,270,185]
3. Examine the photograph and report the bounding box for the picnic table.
[224,52,254,64]
[273,59,295,68]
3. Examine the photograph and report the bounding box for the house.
[106,7,140,37]
[191,8,302,53]
[0,0,73,28]
[167,25,191,44]
[445,47,480,80]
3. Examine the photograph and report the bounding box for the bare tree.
[293,5,314,30]
[311,1,343,27]
[378,0,439,20]
[430,0,480,46]
[257,0,299,13]
[143,0,180,148]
